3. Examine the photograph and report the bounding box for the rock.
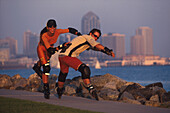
[64,84,77,96]
[26,73,41,92]
[69,76,83,88]
[49,74,58,90]
[91,73,127,90]
[139,86,166,101]
[137,97,147,105]
[11,74,23,80]
[119,82,144,93]
[99,88,119,101]
[11,74,27,90]
[150,94,160,102]
[118,91,135,100]
[119,83,144,100]
[103,81,117,90]
[145,82,163,88]
[145,100,161,107]
[162,91,170,102]
[11,79,27,90]
[159,101,170,108]
[0,74,13,88]
[120,98,141,105]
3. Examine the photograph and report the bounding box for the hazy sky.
[0,0,170,57]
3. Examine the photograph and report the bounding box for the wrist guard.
[68,27,78,35]
[101,47,113,56]
[57,42,72,49]
[77,32,82,36]
[47,47,56,55]
[57,42,66,50]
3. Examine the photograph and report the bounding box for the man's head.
[89,29,101,41]
[46,19,57,34]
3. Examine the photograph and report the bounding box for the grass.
[0,96,100,113]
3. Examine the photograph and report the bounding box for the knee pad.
[78,63,91,79]
[43,62,51,76]
[58,71,68,82]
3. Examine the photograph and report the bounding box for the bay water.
[1,66,170,91]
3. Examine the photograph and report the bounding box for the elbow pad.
[68,27,78,34]
[101,47,113,56]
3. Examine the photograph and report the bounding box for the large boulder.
[49,74,58,90]
[145,94,161,107]
[10,74,27,90]
[90,73,127,90]
[64,84,77,96]
[118,83,144,100]
[162,91,170,102]
[99,88,119,101]
[119,91,135,100]
[0,74,13,88]
[26,73,42,92]
[145,82,163,88]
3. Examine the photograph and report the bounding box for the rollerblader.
[32,19,81,99]
[57,28,115,100]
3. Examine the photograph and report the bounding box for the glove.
[47,47,56,55]
[77,32,82,36]
[68,27,78,34]
[57,42,66,49]
[101,47,113,56]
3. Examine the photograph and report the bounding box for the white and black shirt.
[59,35,99,57]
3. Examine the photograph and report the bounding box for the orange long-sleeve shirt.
[39,29,69,49]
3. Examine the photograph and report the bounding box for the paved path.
[0,89,170,113]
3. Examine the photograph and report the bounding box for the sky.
[0,0,170,57]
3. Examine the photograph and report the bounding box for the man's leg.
[32,60,43,78]
[57,71,68,99]
[57,56,69,99]
[78,63,99,100]
[42,60,51,99]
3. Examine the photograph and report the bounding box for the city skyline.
[0,0,170,57]
[131,26,153,56]
[81,11,100,34]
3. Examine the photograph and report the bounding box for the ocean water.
[0,66,170,91]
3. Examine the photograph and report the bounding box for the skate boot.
[32,63,42,79]
[57,87,64,99]
[44,83,50,99]
[87,84,99,101]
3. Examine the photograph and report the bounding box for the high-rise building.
[130,35,144,55]
[80,11,101,60]
[136,26,153,55]
[0,39,10,61]
[81,11,100,34]
[102,33,126,59]
[0,37,18,57]
[5,37,18,56]
[23,30,39,58]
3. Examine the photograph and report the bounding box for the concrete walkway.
[0,89,169,113]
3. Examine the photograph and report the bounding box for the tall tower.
[81,11,100,34]
[136,26,153,55]
[80,11,101,60]
[130,35,144,55]
[102,33,125,59]
[5,37,18,57]
[0,37,18,57]
[23,30,39,58]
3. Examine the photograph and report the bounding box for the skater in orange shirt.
[33,19,81,99]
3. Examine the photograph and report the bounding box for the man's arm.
[94,44,115,58]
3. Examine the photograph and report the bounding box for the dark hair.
[40,19,57,36]
[40,27,47,36]
[47,19,57,28]
[89,28,101,37]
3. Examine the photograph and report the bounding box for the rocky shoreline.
[0,73,169,108]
